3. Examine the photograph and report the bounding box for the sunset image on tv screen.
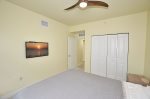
[26,42,48,58]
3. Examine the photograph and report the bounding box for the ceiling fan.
[64,0,109,10]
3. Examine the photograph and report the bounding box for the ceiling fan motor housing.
[80,0,88,3]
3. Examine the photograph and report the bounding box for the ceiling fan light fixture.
[79,2,87,8]
[64,0,109,10]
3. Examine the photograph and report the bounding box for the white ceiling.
[7,0,150,26]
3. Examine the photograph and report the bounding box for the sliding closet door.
[116,34,128,81]
[91,36,107,77]
[107,35,117,79]
[91,34,128,81]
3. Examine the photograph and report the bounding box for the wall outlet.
[19,77,23,81]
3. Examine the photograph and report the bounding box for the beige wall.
[0,0,149,97]
[77,38,85,67]
[75,33,85,67]
[144,10,150,79]
[0,0,68,95]
[70,12,147,75]
[77,38,82,66]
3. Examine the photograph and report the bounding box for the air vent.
[41,20,48,27]
[79,32,85,37]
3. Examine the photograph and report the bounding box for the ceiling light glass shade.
[79,2,87,8]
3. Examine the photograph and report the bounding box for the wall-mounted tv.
[25,41,48,58]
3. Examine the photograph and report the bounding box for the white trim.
[0,88,20,99]
[0,71,65,99]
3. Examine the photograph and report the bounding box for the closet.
[91,34,128,81]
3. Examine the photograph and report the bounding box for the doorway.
[68,31,85,71]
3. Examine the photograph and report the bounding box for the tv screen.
[25,42,48,58]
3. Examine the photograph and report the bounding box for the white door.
[116,34,128,81]
[68,36,77,69]
[91,34,128,81]
[91,36,107,77]
[107,35,117,79]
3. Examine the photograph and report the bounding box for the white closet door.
[107,35,117,79]
[91,36,107,77]
[116,34,128,81]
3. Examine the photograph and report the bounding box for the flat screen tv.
[25,41,48,58]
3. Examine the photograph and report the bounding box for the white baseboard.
[0,90,17,99]
[0,70,66,99]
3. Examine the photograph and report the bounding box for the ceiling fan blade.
[88,1,109,8]
[64,1,80,10]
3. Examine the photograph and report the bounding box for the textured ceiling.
[7,0,150,26]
